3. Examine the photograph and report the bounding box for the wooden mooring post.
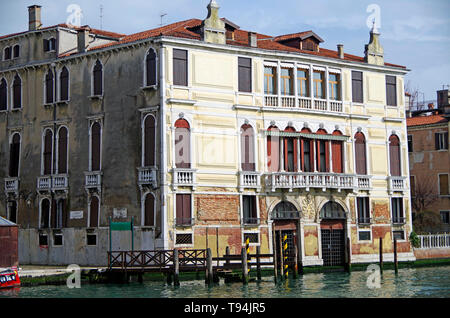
[379,237,383,274]
[241,247,249,284]
[256,246,262,280]
[278,231,284,279]
[272,226,278,282]
[173,248,180,286]
[205,248,213,285]
[345,237,352,273]
[293,245,298,279]
[394,237,398,274]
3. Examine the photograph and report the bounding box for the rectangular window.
[175,233,193,245]
[53,233,63,246]
[280,68,293,95]
[439,174,449,196]
[391,198,405,224]
[313,71,324,99]
[410,176,416,197]
[358,231,371,241]
[303,139,312,172]
[393,231,405,241]
[86,234,97,246]
[238,57,252,93]
[173,49,188,86]
[39,233,48,246]
[318,140,327,172]
[297,69,309,97]
[243,232,259,244]
[435,132,449,150]
[176,194,192,226]
[408,135,413,152]
[328,73,340,100]
[440,211,450,224]
[264,66,276,95]
[386,75,397,106]
[357,197,371,224]
[243,195,258,225]
[351,71,363,103]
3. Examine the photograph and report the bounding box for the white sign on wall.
[70,211,84,219]
[113,208,127,219]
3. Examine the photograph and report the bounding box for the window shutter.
[93,61,103,96]
[173,49,188,86]
[332,140,343,173]
[176,194,183,223]
[43,130,53,175]
[145,194,155,226]
[9,134,20,178]
[13,75,21,109]
[58,127,68,174]
[241,125,255,171]
[440,174,449,196]
[146,50,157,86]
[183,194,191,222]
[91,123,101,171]
[144,116,156,166]
[355,133,367,175]
[444,133,449,150]
[45,70,54,104]
[43,39,49,52]
[389,137,401,176]
[238,57,252,93]
[351,71,363,103]
[0,79,7,111]
[89,196,99,228]
[386,75,397,106]
[60,67,69,101]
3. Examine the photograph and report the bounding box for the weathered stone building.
[1,2,415,266]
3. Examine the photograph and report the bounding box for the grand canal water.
[2,266,450,298]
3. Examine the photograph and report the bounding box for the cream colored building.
[0,2,414,266]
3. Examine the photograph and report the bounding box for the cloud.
[383,16,450,42]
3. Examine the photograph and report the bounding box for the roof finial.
[371,18,379,34]
[209,0,219,8]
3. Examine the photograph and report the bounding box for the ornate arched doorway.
[271,201,301,267]
[320,201,347,266]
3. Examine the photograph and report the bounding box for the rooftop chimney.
[201,0,226,45]
[337,44,344,59]
[77,27,90,53]
[249,32,257,48]
[28,5,42,31]
[364,20,384,66]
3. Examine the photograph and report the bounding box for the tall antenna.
[159,13,167,27]
[100,4,104,29]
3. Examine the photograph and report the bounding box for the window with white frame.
[0,78,7,111]
[45,69,55,104]
[242,195,258,225]
[145,49,157,87]
[357,197,371,224]
[391,198,405,224]
[435,132,449,150]
[440,211,450,224]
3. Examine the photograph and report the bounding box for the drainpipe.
[159,43,168,250]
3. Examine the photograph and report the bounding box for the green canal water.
[2,266,450,298]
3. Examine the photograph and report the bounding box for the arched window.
[58,127,68,174]
[13,45,20,58]
[9,133,20,177]
[300,128,314,172]
[146,49,157,87]
[89,196,99,228]
[271,200,298,219]
[284,126,298,172]
[40,198,50,229]
[0,78,7,110]
[320,201,346,219]
[144,193,155,226]
[354,132,367,175]
[45,69,54,104]
[316,129,329,173]
[332,130,343,173]
[13,74,21,109]
[43,129,53,175]
[241,124,255,171]
[91,122,101,171]
[267,125,280,172]
[4,47,11,60]
[174,119,190,169]
[93,60,103,96]
[60,66,69,101]
[389,134,401,176]
[144,115,156,167]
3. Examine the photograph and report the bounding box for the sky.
[0,0,449,101]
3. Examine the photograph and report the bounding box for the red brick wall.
[0,226,18,268]
[414,248,450,259]
[195,194,240,225]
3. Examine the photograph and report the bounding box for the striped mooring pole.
[283,234,288,279]
[246,238,251,273]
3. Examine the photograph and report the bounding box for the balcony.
[388,176,407,194]
[263,94,343,114]
[4,177,19,195]
[265,172,357,192]
[172,168,196,190]
[85,171,102,190]
[357,217,372,225]
[138,167,157,189]
[37,176,52,192]
[37,175,69,193]
[356,175,372,191]
[239,171,261,192]
[242,217,261,226]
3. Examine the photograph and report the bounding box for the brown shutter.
[146,50,157,86]
[9,134,20,177]
[389,135,401,176]
[44,130,53,175]
[173,49,187,86]
[51,199,57,228]
[238,57,252,93]
[89,196,99,228]
[144,116,156,166]
[60,67,69,101]
[43,39,49,52]
[386,75,397,106]
[440,174,449,196]
[145,194,155,226]
[355,132,367,175]
[45,70,54,103]
[183,194,191,223]
[352,71,363,103]
[91,123,101,171]
[58,127,68,174]
[332,141,343,173]
[176,195,183,224]
[0,79,7,111]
